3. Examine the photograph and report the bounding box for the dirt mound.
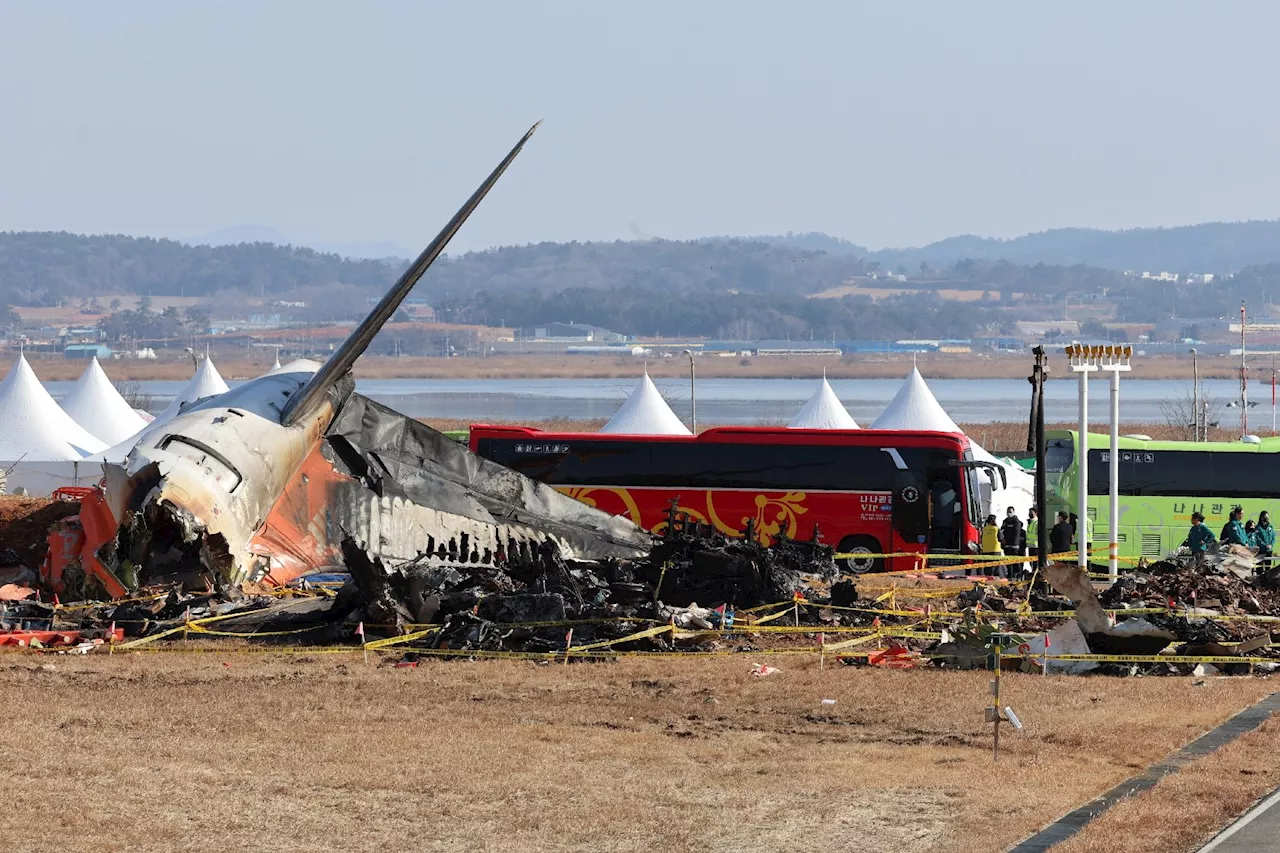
[0,496,80,569]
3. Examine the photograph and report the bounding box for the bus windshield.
[1045,439,1074,474]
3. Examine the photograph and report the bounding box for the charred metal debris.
[5,516,845,653]
[338,510,842,654]
[10,521,1280,674]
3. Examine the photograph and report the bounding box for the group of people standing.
[979,506,1039,578]
[977,502,1278,577]
[979,506,1082,578]
[1184,506,1275,559]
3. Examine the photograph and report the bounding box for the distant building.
[565,345,648,356]
[754,347,842,357]
[975,337,1024,351]
[1154,317,1234,343]
[1015,320,1080,338]
[516,322,625,342]
[64,344,112,360]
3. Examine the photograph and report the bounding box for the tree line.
[6,230,1280,343]
[437,286,1009,341]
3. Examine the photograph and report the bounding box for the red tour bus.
[469,425,991,572]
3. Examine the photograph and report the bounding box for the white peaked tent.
[870,367,962,434]
[61,357,149,446]
[0,355,107,461]
[90,359,321,466]
[154,357,230,425]
[789,377,858,429]
[871,367,1035,517]
[600,372,692,435]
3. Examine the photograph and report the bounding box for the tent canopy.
[788,378,858,429]
[871,367,1035,517]
[0,355,107,461]
[600,373,692,435]
[871,367,961,433]
[61,357,149,446]
[90,359,321,464]
[154,357,230,425]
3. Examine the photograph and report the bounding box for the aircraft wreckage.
[69,122,652,599]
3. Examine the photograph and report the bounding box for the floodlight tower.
[1100,345,1133,582]
[1066,345,1098,571]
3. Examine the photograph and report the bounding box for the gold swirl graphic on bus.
[555,487,644,527]
[752,492,808,543]
[556,487,811,546]
[705,491,808,545]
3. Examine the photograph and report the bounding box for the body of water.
[41,376,1255,426]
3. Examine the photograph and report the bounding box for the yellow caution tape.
[185,623,329,639]
[751,607,798,625]
[113,606,323,649]
[363,626,440,651]
[56,592,170,611]
[113,624,188,649]
[1006,652,1274,666]
[821,632,885,652]
[567,623,674,652]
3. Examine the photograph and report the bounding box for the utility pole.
[1030,346,1049,571]
[683,349,697,432]
[1190,348,1200,441]
[1026,360,1040,454]
[1241,302,1248,439]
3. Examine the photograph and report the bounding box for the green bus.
[1045,429,1280,561]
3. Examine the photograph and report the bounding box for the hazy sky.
[3,2,1278,254]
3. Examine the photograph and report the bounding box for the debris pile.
[1101,555,1280,617]
[916,549,1280,675]
[340,521,841,654]
[0,496,81,579]
[9,492,1280,676]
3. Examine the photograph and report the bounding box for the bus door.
[892,470,930,550]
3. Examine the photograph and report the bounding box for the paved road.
[1198,788,1280,852]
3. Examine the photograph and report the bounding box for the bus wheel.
[837,536,883,574]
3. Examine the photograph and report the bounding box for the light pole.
[1066,344,1098,571]
[1241,302,1249,439]
[1190,348,1199,441]
[1100,346,1133,582]
[682,349,696,432]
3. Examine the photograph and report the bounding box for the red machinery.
[41,486,127,599]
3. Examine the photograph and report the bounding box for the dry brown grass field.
[4,352,1240,383]
[0,651,1272,853]
[1056,718,1280,853]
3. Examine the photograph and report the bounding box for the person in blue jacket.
[1183,511,1215,565]
[1221,506,1249,547]
[1255,511,1276,560]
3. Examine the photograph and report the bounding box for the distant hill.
[0,231,396,307]
[717,231,869,256]
[189,225,413,261]
[7,221,1280,331]
[746,220,1280,273]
